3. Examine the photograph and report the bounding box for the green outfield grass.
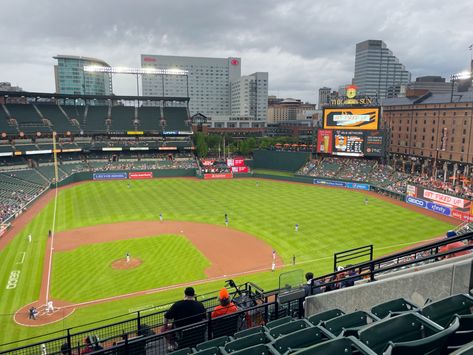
[0,178,454,347]
[51,235,210,302]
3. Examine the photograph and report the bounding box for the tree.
[195,132,208,158]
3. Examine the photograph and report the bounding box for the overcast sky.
[1,0,472,102]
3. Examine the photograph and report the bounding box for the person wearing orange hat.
[211,288,238,318]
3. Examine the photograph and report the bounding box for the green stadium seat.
[265,316,293,329]
[358,312,448,354]
[170,347,192,355]
[267,326,332,354]
[450,339,473,355]
[384,316,459,355]
[307,308,345,326]
[322,310,379,337]
[448,315,473,351]
[193,346,219,355]
[266,319,312,340]
[291,336,377,355]
[231,344,271,355]
[211,313,241,338]
[195,336,230,351]
[371,298,418,319]
[421,294,473,328]
[175,324,207,350]
[219,332,268,354]
[233,326,264,338]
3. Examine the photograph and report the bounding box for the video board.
[316,129,385,157]
[323,107,380,130]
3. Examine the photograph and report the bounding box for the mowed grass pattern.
[51,235,210,302]
[0,178,454,347]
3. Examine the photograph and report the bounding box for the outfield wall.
[54,169,196,188]
[305,256,473,316]
[252,150,310,172]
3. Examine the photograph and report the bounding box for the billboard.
[93,172,127,180]
[323,107,380,130]
[231,166,249,173]
[129,172,153,180]
[313,179,370,190]
[226,158,245,167]
[333,130,364,157]
[203,173,233,179]
[364,131,385,157]
[317,130,333,154]
[406,184,472,220]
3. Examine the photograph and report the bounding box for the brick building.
[382,93,473,168]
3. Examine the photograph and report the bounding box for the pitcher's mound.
[111,257,142,270]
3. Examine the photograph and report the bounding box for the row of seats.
[169,293,473,354]
[0,104,191,135]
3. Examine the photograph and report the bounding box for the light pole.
[450,71,472,102]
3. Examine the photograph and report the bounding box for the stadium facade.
[53,55,112,96]
[140,54,268,127]
[353,40,411,100]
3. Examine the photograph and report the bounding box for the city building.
[140,54,241,117]
[267,98,317,124]
[0,82,24,104]
[400,76,454,97]
[53,55,112,96]
[353,40,411,100]
[382,92,473,164]
[230,72,268,122]
[318,87,331,108]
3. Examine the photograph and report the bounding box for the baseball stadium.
[1,89,473,355]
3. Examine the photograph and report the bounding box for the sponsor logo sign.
[423,189,465,208]
[203,173,233,179]
[406,196,427,208]
[129,172,153,180]
[93,172,128,180]
[231,166,249,173]
[313,179,370,190]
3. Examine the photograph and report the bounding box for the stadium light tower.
[83,66,189,96]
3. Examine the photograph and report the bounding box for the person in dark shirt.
[164,287,206,329]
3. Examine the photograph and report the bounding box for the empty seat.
[292,336,377,355]
[267,319,312,340]
[211,313,241,338]
[448,315,473,351]
[421,294,473,328]
[175,324,207,350]
[371,298,418,319]
[307,308,345,326]
[194,347,219,355]
[322,310,379,337]
[231,344,270,355]
[268,326,332,355]
[265,316,293,329]
[385,317,459,355]
[195,336,230,351]
[234,326,264,338]
[170,347,192,355]
[219,332,268,354]
[358,312,453,354]
[450,339,473,355]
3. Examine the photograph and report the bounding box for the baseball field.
[0,177,456,347]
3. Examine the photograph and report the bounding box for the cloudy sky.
[1,0,472,102]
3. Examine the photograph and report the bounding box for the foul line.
[45,180,59,304]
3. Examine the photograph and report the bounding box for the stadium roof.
[382,91,473,106]
[0,91,189,102]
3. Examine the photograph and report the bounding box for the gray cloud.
[1,0,472,102]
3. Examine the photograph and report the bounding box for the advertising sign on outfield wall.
[231,166,249,173]
[406,184,471,221]
[203,173,233,179]
[313,179,370,191]
[93,172,128,180]
[129,172,153,180]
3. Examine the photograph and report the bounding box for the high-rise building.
[353,40,411,100]
[318,87,331,108]
[230,72,268,121]
[140,54,241,117]
[53,55,112,96]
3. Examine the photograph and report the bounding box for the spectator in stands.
[80,335,103,354]
[163,287,206,329]
[439,231,472,259]
[303,272,314,296]
[211,288,238,318]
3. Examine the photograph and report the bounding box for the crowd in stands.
[297,156,473,199]
[0,191,33,222]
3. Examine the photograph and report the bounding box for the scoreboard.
[317,129,386,157]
